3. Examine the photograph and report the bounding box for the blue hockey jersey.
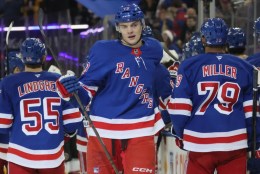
[154,64,173,124]
[168,53,253,152]
[0,80,8,160]
[77,37,165,139]
[0,71,82,168]
[76,121,87,153]
[247,52,260,68]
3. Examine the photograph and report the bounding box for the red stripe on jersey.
[243,105,253,113]
[184,133,247,144]
[77,139,87,146]
[0,147,7,154]
[8,146,64,160]
[93,112,161,131]
[168,102,192,111]
[82,85,96,97]
[63,111,81,121]
[159,100,166,110]
[0,118,12,125]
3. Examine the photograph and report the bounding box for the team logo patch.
[131,48,142,56]
[175,74,183,87]
[35,74,41,78]
[93,167,99,173]
[216,56,222,60]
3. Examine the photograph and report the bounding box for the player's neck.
[205,46,226,54]
[25,66,43,72]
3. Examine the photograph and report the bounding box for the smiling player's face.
[118,21,143,48]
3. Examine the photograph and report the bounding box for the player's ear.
[115,23,120,32]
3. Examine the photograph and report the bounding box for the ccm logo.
[132,167,153,173]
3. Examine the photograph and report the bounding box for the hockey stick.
[5,21,14,76]
[156,122,172,153]
[252,68,258,158]
[152,29,179,61]
[38,8,119,174]
[162,43,179,61]
[247,67,260,173]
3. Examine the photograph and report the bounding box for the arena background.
[0,0,260,78]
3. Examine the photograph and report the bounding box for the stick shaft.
[252,68,258,158]
[5,21,14,75]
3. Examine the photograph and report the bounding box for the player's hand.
[171,125,185,150]
[247,146,260,172]
[247,156,260,172]
[64,130,78,143]
[56,70,80,101]
[168,61,180,78]
[175,138,184,150]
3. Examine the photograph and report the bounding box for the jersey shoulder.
[247,52,260,62]
[180,53,253,73]
[91,40,119,52]
[142,37,163,63]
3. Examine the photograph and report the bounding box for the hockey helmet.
[254,17,260,39]
[115,3,144,24]
[227,27,246,49]
[7,51,25,73]
[142,26,153,38]
[181,42,192,61]
[189,32,205,56]
[200,18,228,46]
[20,38,47,65]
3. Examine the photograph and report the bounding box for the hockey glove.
[56,70,80,101]
[168,61,180,78]
[171,125,184,150]
[247,143,260,172]
[175,138,184,150]
[64,130,78,143]
[247,157,260,173]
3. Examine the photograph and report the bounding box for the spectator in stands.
[186,7,197,18]
[139,0,159,26]
[180,16,197,43]
[21,0,42,25]
[2,0,23,26]
[215,0,232,26]
[154,4,173,32]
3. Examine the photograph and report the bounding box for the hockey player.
[181,41,192,61]
[168,18,254,174]
[56,3,166,174]
[227,27,247,59]
[0,51,25,174]
[7,51,25,74]
[76,122,88,174]
[142,25,173,124]
[246,17,260,174]
[247,17,260,68]
[189,32,205,57]
[0,38,82,174]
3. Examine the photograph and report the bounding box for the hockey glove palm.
[56,70,80,101]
